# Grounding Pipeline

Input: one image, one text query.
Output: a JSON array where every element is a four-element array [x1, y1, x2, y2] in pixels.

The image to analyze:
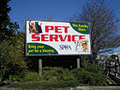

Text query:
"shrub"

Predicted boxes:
[[71, 67, 108, 86], [17, 66, 108, 86], [71, 68, 90, 83], [85, 63, 108, 86], [11, 80, 80, 88], [0, 76, 2, 83], [0, 40, 28, 81], [24, 72, 43, 81], [85, 63, 105, 74], [42, 67, 76, 81], [9, 75, 21, 81]]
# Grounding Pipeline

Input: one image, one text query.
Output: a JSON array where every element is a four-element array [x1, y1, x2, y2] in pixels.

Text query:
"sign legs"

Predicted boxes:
[[39, 59, 42, 75], [77, 58, 80, 68]]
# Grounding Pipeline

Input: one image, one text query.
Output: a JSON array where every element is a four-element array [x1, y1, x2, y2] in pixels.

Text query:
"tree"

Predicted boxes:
[[0, 0, 10, 41], [0, 0, 19, 42], [0, 0, 27, 81], [0, 0, 10, 29], [72, 0, 120, 63], [0, 38, 27, 81]]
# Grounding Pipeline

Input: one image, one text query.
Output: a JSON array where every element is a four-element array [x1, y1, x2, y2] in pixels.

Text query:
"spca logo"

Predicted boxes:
[[59, 45, 72, 50]]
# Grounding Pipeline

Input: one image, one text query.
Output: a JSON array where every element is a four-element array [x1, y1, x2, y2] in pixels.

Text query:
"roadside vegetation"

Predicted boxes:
[[10, 64, 108, 88]]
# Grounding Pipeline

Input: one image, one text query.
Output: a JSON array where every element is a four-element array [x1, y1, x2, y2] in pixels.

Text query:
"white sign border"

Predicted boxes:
[[25, 19, 92, 56]]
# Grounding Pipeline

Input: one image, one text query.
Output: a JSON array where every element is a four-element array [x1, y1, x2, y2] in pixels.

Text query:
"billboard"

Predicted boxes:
[[26, 20, 91, 56]]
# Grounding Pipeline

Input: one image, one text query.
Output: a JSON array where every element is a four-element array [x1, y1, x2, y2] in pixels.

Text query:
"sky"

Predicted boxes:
[[8, 0, 85, 28], [8, 0, 120, 54]]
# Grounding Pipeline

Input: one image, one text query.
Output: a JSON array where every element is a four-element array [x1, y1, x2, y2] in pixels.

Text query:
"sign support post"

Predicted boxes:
[[77, 58, 80, 68], [39, 59, 42, 75]]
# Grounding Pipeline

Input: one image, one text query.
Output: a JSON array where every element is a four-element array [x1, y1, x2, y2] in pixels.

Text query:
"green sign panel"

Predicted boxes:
[[70, 22, 90, 34], [27, 43, 58, 55]]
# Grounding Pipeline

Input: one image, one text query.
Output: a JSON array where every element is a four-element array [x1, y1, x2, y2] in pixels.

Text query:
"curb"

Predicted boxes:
[[76, 86, 120, 90], [0, 86, 120, 90]]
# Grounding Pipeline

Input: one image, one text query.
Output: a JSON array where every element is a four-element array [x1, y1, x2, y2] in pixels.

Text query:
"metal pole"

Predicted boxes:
[[39, 59, 42, 75], [77, 58, 80, 68]]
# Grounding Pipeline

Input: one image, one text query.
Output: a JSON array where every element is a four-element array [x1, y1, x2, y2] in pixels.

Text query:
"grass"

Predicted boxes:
[[10, 81, 85, 89]]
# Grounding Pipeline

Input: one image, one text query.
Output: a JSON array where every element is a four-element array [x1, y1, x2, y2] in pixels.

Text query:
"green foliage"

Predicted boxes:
[[0, 0, 20, 42], [24, 72, 43, 81], [42, 67, 75, 81], [118, 71, 120, 74], [0, 0, 11, 29], [0, 0, 28, 82], [0, 76, 2, 83], [9, 75, 21, 81], [22, 66, 107, 86], [0, 39, 27, 81], [11, 81, 80, 89], [71, 63, 108, 86], [85, 63, 105, 74], [23, 67, 75, 82]]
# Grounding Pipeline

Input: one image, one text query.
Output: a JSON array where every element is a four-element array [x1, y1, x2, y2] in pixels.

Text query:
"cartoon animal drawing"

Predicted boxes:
[[74, 39, 89, 53], [82, 40, 89, 53], [29, 21, 42, 34]]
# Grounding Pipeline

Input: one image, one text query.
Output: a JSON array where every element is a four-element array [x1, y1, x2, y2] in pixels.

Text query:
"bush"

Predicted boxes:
[[85, 63, 105, 74], [42, 67, 75, 81], [23, 67, 75, 82], [0, 76, 2, 83], [71, 68, 90, 83], [71, 66, 108, 86], [9, 75, 21, 81], [11, 80, 80, 88], [24, 72, 43, 81], [14, 66, 107, 86], [85, 63, 108, 86], [0, 40, 28, 81]]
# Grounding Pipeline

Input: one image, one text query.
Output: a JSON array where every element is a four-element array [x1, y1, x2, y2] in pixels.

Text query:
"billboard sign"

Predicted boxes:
[[26, 20, 91, 56]]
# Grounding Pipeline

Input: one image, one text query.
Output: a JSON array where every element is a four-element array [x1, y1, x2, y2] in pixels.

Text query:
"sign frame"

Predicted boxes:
[[25, 20, 92, 56]]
